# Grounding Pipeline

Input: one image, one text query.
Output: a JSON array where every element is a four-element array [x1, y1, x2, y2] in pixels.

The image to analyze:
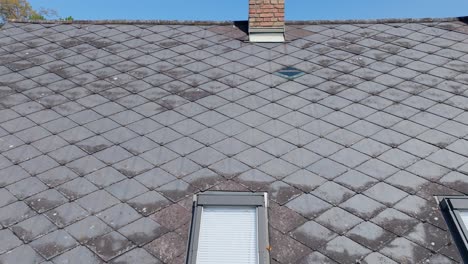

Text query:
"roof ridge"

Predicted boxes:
[[289, 16, 468, 25], [6, 19, 233, 25], [6, 16, 468, 26]]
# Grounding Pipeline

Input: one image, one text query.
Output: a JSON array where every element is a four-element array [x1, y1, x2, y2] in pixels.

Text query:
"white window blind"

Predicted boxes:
[[196, 206, 259, 264]]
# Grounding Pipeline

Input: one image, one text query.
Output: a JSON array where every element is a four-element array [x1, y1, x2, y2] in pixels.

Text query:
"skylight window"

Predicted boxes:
[[274, 67, 305, 80], [186, 192, 270, 264], [439, 196, 468, 262]]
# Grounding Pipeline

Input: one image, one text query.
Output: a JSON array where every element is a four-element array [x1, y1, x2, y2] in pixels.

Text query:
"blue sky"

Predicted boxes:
[[29, 0, 468, 21]]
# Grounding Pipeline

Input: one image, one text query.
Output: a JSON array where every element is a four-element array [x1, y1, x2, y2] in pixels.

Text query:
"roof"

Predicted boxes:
[[0, 17, 468, 263]]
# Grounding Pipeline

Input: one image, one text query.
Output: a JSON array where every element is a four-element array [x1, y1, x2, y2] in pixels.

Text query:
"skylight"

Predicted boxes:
[[439, 196, 468, 262], [274, 67, 305, 80], [186, 192, 270, 264]]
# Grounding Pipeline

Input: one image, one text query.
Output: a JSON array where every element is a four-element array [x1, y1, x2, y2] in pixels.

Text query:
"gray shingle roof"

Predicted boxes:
[[0, 18, 468, 263]]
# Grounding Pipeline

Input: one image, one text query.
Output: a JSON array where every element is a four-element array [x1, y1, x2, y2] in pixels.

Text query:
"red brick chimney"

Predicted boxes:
[[248, 0, 285, 42]]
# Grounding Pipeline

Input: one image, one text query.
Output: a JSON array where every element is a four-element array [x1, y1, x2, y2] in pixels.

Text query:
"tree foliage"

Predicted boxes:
[[0, 0, 58, 21]]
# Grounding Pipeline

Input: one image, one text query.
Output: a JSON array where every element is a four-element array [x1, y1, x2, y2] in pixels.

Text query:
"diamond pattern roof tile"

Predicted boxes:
[[1, 18, 468, 263]]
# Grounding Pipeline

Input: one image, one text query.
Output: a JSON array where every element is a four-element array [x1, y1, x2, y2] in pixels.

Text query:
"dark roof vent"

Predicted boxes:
[[274, 67, 304, 80]]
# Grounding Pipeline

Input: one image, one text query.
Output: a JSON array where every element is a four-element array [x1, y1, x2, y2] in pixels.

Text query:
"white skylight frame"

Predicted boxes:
[[186, 192, 270, 264]]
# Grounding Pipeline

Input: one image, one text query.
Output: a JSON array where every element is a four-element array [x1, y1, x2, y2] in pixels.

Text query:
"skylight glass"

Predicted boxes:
[[274, 67, 305, 80], [196, 206, 258, 264], [460, 211, 468, 229]]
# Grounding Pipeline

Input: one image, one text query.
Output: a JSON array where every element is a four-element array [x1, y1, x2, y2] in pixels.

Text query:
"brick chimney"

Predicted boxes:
[[248, 0, 285, 42]]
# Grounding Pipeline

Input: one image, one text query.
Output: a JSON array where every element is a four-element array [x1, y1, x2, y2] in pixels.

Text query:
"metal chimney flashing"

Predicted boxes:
[[248, 27, 285, 42]]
